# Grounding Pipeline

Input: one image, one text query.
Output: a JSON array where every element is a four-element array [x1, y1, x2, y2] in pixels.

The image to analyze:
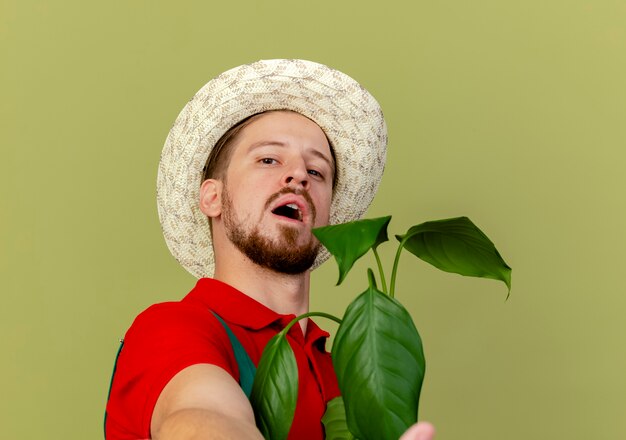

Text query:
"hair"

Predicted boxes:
[[202, 113, 263, 183], [201, 110, 338, 188]]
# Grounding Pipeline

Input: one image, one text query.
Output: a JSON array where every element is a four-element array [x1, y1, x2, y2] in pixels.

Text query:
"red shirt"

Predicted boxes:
[[105, 278, 340, 439]]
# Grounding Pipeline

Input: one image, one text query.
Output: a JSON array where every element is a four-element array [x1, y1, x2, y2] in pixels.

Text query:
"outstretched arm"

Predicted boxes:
[[151, 362, 435, 440], [152, 364, 263, 440]]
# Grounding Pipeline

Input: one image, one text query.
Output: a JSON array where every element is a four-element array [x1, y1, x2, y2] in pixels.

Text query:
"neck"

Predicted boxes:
[[211, 218, 317, 333], [213, 250, 311, 332]]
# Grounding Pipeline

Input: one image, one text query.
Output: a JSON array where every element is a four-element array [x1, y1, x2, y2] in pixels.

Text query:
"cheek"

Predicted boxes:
[[224, 182, 262, 218], [315, 193, 332, 225]]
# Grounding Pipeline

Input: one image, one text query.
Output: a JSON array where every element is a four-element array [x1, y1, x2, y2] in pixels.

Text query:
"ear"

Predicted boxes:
[[199, 179, 223, 218]]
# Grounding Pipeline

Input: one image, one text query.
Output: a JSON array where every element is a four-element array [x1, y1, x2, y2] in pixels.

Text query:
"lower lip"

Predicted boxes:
[[271, 213, 305, 225]]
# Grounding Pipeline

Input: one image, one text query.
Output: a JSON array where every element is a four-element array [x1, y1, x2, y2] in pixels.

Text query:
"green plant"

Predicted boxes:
[[250, 216, 512, 440]]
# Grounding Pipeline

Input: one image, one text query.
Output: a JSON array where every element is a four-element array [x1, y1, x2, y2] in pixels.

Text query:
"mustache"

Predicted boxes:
[[264, 187, 317, 221]]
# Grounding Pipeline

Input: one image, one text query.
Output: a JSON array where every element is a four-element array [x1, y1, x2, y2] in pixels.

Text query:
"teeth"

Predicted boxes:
[[286, 203, 299, 210]]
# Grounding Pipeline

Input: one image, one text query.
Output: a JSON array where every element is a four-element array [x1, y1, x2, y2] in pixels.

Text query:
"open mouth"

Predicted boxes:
[[272, 203, 303, 221]]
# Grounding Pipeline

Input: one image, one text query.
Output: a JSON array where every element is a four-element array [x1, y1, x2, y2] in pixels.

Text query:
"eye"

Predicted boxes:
[[308, 169, 323, 178], [260, 158, 277, 165]]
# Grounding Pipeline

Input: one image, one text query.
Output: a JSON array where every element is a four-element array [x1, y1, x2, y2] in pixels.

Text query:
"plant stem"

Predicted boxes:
[[280, 311, 343, 337], [372, 247, 388, 294], [389, 239, 406, 298]]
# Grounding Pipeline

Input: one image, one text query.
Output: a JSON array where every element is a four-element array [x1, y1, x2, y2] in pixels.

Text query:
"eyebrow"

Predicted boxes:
[[247, 140, 335, 174]]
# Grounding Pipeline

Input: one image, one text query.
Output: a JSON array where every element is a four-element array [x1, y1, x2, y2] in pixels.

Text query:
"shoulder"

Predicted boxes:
[[106, 299, 238, 438], [127, 300, 219, 339], [121, 300, 234, 369]]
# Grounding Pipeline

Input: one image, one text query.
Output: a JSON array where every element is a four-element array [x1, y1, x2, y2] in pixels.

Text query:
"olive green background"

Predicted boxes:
[[2, 0, 625, 438]]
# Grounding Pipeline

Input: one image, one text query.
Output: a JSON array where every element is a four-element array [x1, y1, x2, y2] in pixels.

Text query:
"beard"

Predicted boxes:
[[221, 186, 320, 275]]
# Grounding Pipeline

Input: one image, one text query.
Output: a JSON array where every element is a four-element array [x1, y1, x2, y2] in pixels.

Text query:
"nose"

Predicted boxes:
[[282, 160, 309, 190]]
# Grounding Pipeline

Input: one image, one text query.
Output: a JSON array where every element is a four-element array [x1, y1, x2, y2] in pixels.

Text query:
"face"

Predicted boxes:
[[217, 111, 334, 274]]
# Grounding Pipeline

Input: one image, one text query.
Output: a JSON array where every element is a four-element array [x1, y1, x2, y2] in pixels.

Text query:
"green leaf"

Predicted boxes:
[[332, 274, 426, 440], [313, 216, 392, 285], [322, 396, 354, 440], [397, 217, 512, 296], [250, 333, 298, 440]]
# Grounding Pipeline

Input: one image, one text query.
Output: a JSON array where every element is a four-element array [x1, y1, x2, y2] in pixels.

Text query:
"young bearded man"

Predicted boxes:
[[105, 60, 435, 440]]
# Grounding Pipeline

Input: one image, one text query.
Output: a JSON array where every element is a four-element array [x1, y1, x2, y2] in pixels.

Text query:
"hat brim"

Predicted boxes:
[[157, 59, 387, 279]]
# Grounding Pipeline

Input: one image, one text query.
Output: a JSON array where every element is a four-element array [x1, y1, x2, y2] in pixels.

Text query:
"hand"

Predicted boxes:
[[399, 422, 436, 440]]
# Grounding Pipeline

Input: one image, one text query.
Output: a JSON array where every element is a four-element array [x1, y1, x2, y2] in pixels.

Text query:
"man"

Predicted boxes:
[[106, 59, 434, 440]]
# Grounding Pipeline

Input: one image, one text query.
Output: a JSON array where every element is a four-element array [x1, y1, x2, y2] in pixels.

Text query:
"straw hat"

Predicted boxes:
[[157, 59, 387, 278]]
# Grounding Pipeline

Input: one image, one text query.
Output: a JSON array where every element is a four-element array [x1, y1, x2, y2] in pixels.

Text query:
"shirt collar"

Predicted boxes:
[[184, 278, 331, 345]]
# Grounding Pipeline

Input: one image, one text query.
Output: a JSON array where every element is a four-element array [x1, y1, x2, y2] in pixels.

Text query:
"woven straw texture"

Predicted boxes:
[[157, 59, 387, 278]]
